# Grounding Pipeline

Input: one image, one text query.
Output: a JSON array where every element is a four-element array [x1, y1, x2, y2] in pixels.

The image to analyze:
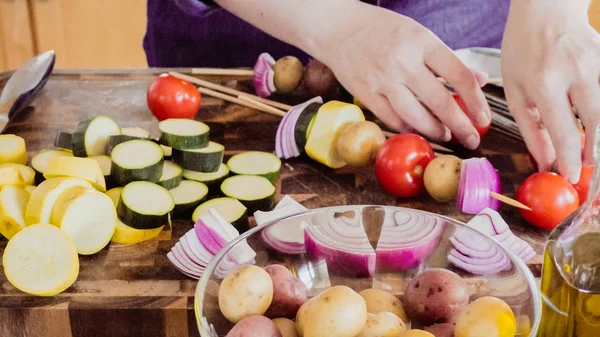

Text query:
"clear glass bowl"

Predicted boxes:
[[194, 205, 541, 336]]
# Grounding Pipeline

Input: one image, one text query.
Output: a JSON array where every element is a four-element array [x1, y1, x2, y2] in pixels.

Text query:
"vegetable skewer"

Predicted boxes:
[[488, 191, 532, 211], [383, 131, 453, 153]]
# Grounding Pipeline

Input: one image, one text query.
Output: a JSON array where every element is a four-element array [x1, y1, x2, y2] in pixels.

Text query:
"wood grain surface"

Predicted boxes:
[[0, 70, 547, 337]]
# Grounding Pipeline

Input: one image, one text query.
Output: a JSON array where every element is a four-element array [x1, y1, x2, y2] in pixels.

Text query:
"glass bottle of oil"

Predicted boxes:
[[538, 126, 600, 337]]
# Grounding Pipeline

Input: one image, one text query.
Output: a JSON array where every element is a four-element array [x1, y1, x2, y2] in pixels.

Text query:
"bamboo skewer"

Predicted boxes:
[[196, 86, 287, 116], [238, 95, 286, 117], [191, 68, 255, 76], [489, 191, 532, 211], [168, 71, 293, 111]]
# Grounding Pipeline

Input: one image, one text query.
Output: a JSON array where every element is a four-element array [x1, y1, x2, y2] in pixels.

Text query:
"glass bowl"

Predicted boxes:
[[194, 205, 541, 336]]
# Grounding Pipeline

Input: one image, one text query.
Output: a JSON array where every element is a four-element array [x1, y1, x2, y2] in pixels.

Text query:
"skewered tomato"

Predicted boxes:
[[147, 74, 201, 121], [375, 133, 435, 198], [516, 172, 579, 230]]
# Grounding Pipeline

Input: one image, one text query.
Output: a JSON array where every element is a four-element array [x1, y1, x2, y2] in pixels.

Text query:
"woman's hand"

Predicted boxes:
[[310, 3, 491, 149], [501, 0, 600, 183]]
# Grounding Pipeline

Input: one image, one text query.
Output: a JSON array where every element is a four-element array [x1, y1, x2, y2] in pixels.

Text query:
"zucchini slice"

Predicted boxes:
[[110, 140, 164, 186], [157, 161, 183, 190], [220, 175, 276, 214], [122, 127, 150, 138], [227, 151, 281, 184], [3, 224, 79, 296], [0, 163, 36, 186], [192, 197, 248, 232], [182, 163, 229, 192], [31, 149, 74, 184], [169, 180, 208, 217], [106, 135, 148, 155], [50, 187, 116, 255], [171, 141, 224, 173], [0, 134, 28, 165], [54, 132, 74, 150], [158, 118, 210, 150], [25, 177, 92, 225], [88, 155, 112, 177], [72, 116, 122, 157], [105, 187, 164, 244], [117, 181, 174, 230], [0, 185, 30, 239], [43, 156, 106, 192], [294, 102, 321, 150]]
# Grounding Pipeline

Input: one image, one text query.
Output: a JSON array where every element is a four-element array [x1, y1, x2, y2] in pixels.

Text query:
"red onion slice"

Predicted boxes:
[[458, 158, 502, 214], [194, 220, 226, 255], [258, 196, 309, 254], [167, 252, 202, 279], [183, 229, 213, 266], [253, 53, 276, 97], [448, 251, 511, 275], [275, 97, 323, 159], [375, 209, 445, 271]]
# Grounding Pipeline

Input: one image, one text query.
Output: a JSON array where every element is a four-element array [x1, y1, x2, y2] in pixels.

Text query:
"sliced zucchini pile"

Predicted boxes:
[[157, 161, 183, 190], [227, 151, 281, 184], [110, 140, 164, 186], [169, 180, 209, 217], [158, 118, 210, 150], [220, 175, 276, 214], [106, 135, 149, 154], [182, 163, 229, 193], [117, 181, 174, 230], [54, 132, 74, 150], [122, 127, 150, 138], [192, 197, 248, 231], [72, 116, 122, 157], [171, 141, 224, 173]]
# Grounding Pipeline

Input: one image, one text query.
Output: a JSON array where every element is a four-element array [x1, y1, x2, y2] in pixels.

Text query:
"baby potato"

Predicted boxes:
[[225, 315, 282, 337], [303, 58, 339, 97], [356, 312, 407, 337], [359, 288, 409, 324], [273, 318, 299, 337], [424, 323, 455, 337], [336, 121, 386, 167], [218, 265, 274, 323], [264, 264, 308, 319], [301, 285, 368, 337], [454, 296, 516, 337], [400, 330, 435, 337], [423, 155, 462, 202], [273, 56, 304, 93]]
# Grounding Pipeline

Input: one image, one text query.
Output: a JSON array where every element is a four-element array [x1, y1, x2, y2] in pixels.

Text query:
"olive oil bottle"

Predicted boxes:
[[538, 125, 600, 337]]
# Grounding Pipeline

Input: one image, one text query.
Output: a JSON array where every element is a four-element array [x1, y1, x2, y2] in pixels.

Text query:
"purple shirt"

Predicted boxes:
[[143, 0, 510, 68]]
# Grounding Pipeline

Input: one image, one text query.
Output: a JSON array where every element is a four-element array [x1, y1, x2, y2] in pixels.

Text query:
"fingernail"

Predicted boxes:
[[475, 110, 490, 128], [442, 128, 452, 142], [464, 134, 480, 150]]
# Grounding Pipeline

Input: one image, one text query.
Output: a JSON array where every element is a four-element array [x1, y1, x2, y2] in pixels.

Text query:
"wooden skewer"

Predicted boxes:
[[168, 71, 293, 111], [238, 95, 287, 117], [383, 131, 454, 153], [191, 68, 254, 76], [197, 86, 288, 117], [489, 191, 532, 211]]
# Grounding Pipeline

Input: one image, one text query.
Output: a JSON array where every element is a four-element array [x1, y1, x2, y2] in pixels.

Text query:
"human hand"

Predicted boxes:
[[501, 0, 600, 183], [311, 3, 491, 149]]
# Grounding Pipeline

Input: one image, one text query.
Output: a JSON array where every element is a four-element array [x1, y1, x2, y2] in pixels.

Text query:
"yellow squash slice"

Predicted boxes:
[[0, 134, 27, 165], [24, 185, 36, 194], [304, 101, 365, 169], [0, 185, 31, 239], [3, 224, 79, 296], [105, 187, 163, 244], [51, 187, 117, 255], [0, 167, 26, 187], [0, 163, 36, 185], [43, 156, 106, 192], [25, 177, 92, 225]]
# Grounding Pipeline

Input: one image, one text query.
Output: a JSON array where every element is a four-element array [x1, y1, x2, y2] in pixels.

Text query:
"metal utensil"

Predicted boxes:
[[0, 50, 56, 132]]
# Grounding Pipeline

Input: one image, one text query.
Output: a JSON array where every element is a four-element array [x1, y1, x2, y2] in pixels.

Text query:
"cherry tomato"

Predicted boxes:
[[375, 133, 435, 197], [529, 121, 585, 171], [516, 172, 579, 230], [449, 94, 491, 145], [147, 74, 201, 121], [573, 165, 594, 205]]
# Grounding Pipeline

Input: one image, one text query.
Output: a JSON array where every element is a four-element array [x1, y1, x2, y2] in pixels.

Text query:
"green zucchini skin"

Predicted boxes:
[[54, 132, 73, 150], [182, 163, 229, 196], [158, 131, 209, 150], [71, 119, 94, 157], [111, 158, 164, 186], [172, 194, 208, 219], [106, 135, 149, 155], [158, 175, 182, 190], [227, 152, 281, 185], [116, 198, 169, 230], [171, 147, 224, 173], [294, 103, 321, 150], [234, 195, 276, 215], [191, 197, 249, 232]]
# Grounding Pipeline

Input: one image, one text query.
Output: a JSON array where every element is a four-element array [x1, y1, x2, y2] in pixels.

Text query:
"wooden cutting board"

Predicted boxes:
[[0, 70, 548, 337]]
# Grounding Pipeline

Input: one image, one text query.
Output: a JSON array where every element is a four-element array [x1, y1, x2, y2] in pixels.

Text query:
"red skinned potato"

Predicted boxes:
[[303, 59, 339, 97], [264, 264, 308, 318], [425, 323, 455, 337], [225, 315, 282, 337]]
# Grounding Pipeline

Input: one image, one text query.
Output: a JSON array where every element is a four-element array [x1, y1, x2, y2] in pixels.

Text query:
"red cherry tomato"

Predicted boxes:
[[449, 94, 491, 145], [529, 121, 585, 171], [375, 133, 435, 197], [147, 74, 201, 121], [516, 172, 579, 230], [573, 165, 594, 205]]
